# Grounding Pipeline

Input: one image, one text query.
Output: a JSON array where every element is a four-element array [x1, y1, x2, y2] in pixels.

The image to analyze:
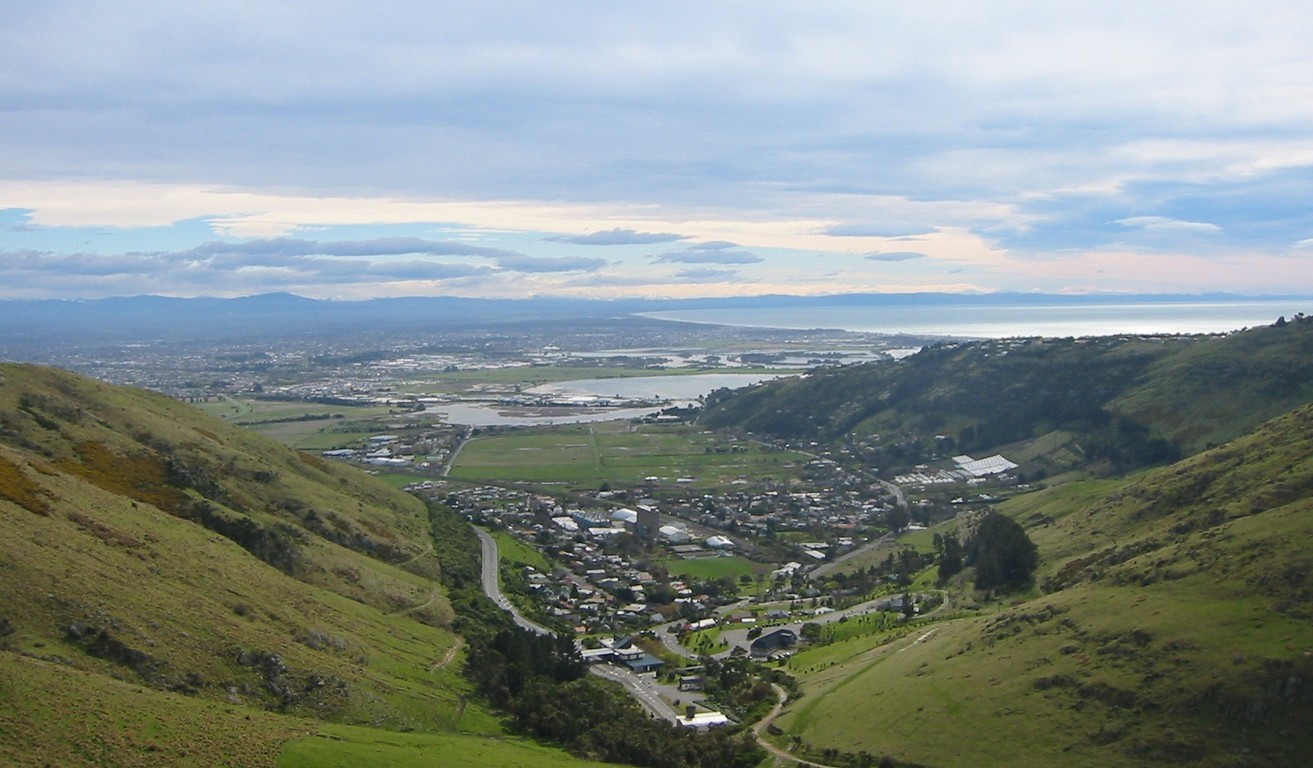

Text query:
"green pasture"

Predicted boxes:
[[192, 397, 407, 449], [658, 555, 765, 583], [449, 422, 808, 490], [493, 530, 552, 571], [279, 723, 611, 768]]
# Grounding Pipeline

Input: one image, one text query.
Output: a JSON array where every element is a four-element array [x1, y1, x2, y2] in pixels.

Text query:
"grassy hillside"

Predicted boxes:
[[0, 652, 610, 768], [0, 363, 611, 766], [702, 316, 1313, 477], [773, 403, 1313, 767]]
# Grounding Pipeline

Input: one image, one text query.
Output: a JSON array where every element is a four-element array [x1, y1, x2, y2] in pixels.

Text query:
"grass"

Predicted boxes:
[[657, 555, 766, 583], [193, 397, 413, 450], [0, 653, 312, 768], [769, 403, 1313, 767], [493, 530, 552, 571], [0, 363, 627, 767], [821, 526, 939, 576], [450, 422, 808, 490], [1, 653, 603, 768], [278, 723, 616, 768], [0, 366, 493, 745]]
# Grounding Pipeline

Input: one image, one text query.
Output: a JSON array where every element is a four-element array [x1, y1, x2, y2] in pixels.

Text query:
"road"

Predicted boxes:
[[473, 526, 552, 636], [811, 477, 906, 578], [750, 630, 941, 767], [473, 525, 683, 722], [440, 426, 472, 477], [658, 592, 920, 660], [752, 684, 838, 768], [588, 664, 682, 723], [809, 531, 892, 579]]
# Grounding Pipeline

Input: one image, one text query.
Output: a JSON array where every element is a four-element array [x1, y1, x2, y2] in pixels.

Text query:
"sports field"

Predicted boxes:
[[448, 421, 808, 490]]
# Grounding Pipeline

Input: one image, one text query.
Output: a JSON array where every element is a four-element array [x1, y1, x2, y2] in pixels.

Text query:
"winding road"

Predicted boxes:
[[473, 525, 682, 722], [752, 684, 839, 768], [474, 526, 552, 636]]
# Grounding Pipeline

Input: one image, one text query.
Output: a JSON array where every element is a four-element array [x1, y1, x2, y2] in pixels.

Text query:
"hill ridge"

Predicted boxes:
[[0, 363, 495, 764]]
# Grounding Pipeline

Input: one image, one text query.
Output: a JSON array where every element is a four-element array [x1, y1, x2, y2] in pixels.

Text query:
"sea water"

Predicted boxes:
[[643, 298, 1312, 338]]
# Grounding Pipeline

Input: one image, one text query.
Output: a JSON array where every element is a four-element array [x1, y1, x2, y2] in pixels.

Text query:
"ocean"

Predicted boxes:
[[643, 298, 1313, 339]]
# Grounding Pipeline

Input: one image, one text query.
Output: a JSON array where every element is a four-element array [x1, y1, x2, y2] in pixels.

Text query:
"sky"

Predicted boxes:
[[3, 2, 1313, 301]]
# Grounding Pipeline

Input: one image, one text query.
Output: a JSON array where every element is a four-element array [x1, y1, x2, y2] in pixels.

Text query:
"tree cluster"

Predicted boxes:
[[932, 532, 964, 582], [462, 626, 761, 768], [426, 501, 761, 768], [967, 513, 1038, 591]]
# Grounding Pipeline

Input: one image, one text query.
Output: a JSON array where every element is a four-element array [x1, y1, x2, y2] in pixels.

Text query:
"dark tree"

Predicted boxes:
[[933, 532, 964, 581], [885, 505, 910, 533], [968, 513, 1038, 591]]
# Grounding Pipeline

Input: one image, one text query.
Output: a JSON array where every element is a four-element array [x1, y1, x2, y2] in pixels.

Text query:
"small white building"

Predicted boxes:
[[679, 712, 731, 729]]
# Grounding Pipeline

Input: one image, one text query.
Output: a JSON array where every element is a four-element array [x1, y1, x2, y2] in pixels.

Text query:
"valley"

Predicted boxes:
[[2, 310, 1311, 767]]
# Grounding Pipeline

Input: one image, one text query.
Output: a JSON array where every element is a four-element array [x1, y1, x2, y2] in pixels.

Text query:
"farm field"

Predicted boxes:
[[449, 422, 809, 490], [193, 397, 405, 449]]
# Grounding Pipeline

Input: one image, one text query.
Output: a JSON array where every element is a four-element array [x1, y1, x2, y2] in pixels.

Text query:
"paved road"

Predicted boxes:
[[440, 427, 472, 477], [473, 526, 552, 636], [811, 478, 906, 578], [473, 525, 683, 721], [588, 664, 682, 723]]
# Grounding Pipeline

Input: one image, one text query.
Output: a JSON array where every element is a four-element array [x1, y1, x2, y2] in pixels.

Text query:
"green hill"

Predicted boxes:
[[702, 315, 1313, 476], [0, 363, 607, 767], [773, 403, 1313, 767]]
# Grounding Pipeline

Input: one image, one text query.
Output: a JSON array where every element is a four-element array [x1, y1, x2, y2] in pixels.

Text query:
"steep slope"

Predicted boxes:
[[776, 403, 1313, 766], [1110, 314, 1313, 452], [702, 316, 1313, 475], [0, 363, 485, 763]]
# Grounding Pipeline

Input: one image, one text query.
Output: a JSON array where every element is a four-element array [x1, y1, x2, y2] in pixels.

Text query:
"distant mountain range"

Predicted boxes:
[[1, 291, 1301, 347]]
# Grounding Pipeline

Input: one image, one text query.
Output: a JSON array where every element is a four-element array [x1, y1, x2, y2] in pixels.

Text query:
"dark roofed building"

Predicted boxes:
[[623, 652, 665, 673], [750, 628, 798, 658]]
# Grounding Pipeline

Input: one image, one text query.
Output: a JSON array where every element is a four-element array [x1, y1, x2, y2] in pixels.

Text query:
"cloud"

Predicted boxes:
[[0, 247, 493, 283], [185, 236, 520, 260], [4, 5, 1313, 297], [0, 234, 613, 298], [548, 228, 686, 245], [865, 251, 926, 262], [488, 253, 608, 273], [993, 165, 1313, 257], [827, 224, 937, 238], [180, 237, 607, 274], [672, 267, 745, 283], [1115, 216, 1222, 233], [653, 243, 763, 265]]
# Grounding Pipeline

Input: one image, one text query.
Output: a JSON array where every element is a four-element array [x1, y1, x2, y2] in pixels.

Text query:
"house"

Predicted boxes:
[[679, 711, 730, 729], [623, 653, 664, 674], [750, 628, 798, 658], [580, 647, 614, 663]]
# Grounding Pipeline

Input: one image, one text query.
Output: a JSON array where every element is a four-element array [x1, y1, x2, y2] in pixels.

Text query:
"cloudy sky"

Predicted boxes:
[[3, 2, 1313, 300]]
